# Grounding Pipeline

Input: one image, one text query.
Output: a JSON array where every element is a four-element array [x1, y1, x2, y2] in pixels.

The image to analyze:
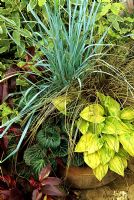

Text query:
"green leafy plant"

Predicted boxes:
[[75, 92, 134, 181], [24, 124, 68, 175], [0, 0, 111, 163], [95, 0, 134, 42]]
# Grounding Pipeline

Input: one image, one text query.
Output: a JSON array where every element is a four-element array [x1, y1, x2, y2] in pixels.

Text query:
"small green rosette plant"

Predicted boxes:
[[75, 93, 134, 181]]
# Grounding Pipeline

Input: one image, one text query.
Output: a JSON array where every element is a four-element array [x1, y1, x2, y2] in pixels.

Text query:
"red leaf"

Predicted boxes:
[[29, 177, 39, 189], [41, 185, 65, 197], [0, 135, 8, 151], [41, 177, 61, 186], [0, 84, 3, 104], [26, 46, 35, 62], [0, 176, 16, 188], [0, 188, 24, 200], [32, 189, 42, 200], [39, 165, 51, 182]]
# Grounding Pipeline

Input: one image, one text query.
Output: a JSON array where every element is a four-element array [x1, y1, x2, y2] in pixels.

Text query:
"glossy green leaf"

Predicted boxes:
[[93, 164, 108, 181], [97, 4, 111, 20], [112, 21, 120, 31], [103, 135, 119, 152], [120, 107, 134, 121], [109, 155, 125, 176], [77, 118, 89, 134], [13, 30, 20, 45], [20, 29, 32, 38], [119, 133, 134, 156], [98, 144, 114, 165], [84, 151, 100, 169], [80, 104, 105, 123], [110, 3, 125, 15]]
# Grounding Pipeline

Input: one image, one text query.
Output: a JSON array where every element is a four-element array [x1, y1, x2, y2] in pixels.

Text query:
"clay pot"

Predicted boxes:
[[128, 158, 134, 173], [59, 166, 118, 189]]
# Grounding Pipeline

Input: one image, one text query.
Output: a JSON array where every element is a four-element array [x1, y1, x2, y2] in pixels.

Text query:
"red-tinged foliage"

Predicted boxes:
[[0, 188, 24, 200], [41, 185, 64, 197], [41, 177, 61, 186], [0, 176, 16, 188], [0, 126, 21, 156], [39, 165, 51, 182], [30, 165, 65, 200], [0, 176, 24, 200], [25, 46, 35, 62], [29, 177, 40, 189]]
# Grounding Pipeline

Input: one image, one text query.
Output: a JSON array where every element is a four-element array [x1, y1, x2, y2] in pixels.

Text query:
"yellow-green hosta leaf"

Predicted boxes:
[[122, 157, 128, 169], [77, 118, 89, 134], [87, 134, 104, 154], [93, 164, 108, 181], [98, 144, 115, 165], [119, 133, 134, 156], [52, 95, 72, 115], [75, 133, 93, 152], [102, 117, 117, 134], [80, 104, 105, 123], [97, 92, 106, 105], [103, 135, 119, 152], [118, 148, 129, 159], [104, 96, 120, 116], [75, 133, 104, 153], [109, 155, 125, 176], [102, 117, 130, 135], [38, 0, 46, 6], [84, 151, 100, 169], [120, 107, 134, 121], [88, 122, 105, 135]]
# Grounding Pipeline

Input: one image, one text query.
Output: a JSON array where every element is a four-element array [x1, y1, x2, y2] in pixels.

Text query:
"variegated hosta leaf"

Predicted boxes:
[[97, 92, 106, 106], [122, 157, 128, 169], [87, 134, 104, 154], [102, 117, 130, 135], [98, 144, 115, 165], [84, 151, 100, 169], [120, 107, 134, 121], [93, 164, 108, 181], [109, 155, 125, 176], [119, 133, 134, 156], [75, 133, 104, 154], [103, 135, 119, 152], [80, 104, 105, 123], [75, 133, 93, 152], [52, 95, 72, 115], [104, 96, 120, 116], [88, 122, 105, 135], [102, 117, 117, 134], [118, 148, 129, 160], [77, 118, 89, 134]]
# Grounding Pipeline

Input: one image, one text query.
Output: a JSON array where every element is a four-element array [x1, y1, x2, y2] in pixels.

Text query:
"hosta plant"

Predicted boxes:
[[75, 92, 134, 181]]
